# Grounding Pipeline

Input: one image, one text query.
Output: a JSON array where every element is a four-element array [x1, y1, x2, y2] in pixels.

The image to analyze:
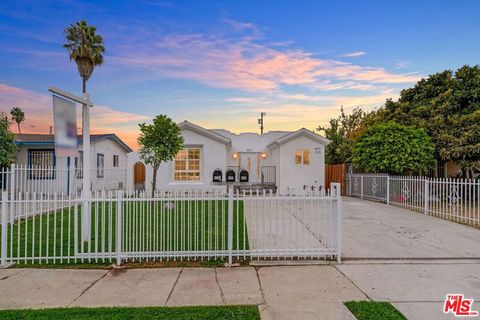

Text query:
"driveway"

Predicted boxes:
[[342, 197, 480, 259]]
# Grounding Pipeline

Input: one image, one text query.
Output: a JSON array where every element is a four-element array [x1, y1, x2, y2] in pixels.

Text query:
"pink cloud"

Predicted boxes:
[[107, 22, 420, 93]]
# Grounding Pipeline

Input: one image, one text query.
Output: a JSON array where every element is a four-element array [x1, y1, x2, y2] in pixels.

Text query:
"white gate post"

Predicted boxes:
[[386, 175, 390, 204], [331, 183, 342, 263], [1, 191, 7, 266], [360, 176, 364, 199], [424, 178, 429, 215], [116, 191, 123, 266], [9, 164, 15, 224], [227, 187, 233, 266]]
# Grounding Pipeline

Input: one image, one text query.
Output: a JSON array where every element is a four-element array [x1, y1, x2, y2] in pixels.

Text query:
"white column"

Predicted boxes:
[[331, 183, 342, 263], [82, 94, 91, 242]]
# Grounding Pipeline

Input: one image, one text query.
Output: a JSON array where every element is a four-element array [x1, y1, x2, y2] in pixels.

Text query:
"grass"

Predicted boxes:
[[345, 301, 407, 320], [0, 306, 261, 320], [1, 199, 248, 266]]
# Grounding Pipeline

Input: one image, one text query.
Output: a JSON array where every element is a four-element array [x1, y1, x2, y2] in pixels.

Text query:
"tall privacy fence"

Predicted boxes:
[[346, 174, 480, 228], [1, 177, 342, 266]]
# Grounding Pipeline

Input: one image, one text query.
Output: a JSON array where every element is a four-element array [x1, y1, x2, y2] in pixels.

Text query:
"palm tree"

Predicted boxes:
[[63, 20, 105, 93], [10, 107, 25, 134]]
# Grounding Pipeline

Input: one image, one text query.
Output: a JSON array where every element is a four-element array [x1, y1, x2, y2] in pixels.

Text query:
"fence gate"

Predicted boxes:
[[1, 181, 342, 266]]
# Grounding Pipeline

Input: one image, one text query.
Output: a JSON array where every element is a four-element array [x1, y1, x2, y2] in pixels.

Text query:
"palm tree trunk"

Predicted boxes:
[[17, 122, 21, 134], [82, 78, 86, 94]]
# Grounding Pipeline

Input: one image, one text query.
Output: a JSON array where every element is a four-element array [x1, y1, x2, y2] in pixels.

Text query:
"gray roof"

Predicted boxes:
[[15, 133, 133, 153]]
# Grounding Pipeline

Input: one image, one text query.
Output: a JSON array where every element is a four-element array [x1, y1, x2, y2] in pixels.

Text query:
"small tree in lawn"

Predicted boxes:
[[352, 122, 435, 174], [138, 115, 184, 197], [0, 113, 17, 168]]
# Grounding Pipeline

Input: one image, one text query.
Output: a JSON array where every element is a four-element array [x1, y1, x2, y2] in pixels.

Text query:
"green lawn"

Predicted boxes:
[[345, 301, 407, 320], [0, 306, 260, 320], [2, 199, 248, 265]]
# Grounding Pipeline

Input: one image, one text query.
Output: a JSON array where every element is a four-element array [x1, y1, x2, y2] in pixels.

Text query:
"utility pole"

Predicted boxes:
[[258, 112, 266, 135]]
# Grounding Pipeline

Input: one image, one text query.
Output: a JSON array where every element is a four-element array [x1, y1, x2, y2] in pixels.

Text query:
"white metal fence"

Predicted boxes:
[[346, 174, 480, 228], [1, 184, 342, 266], [0, 165, 127, 197]]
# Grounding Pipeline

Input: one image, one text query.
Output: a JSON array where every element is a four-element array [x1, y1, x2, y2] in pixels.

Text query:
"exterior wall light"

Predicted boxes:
[[261, 152, 267, 159], [232, 153, 238, 159]]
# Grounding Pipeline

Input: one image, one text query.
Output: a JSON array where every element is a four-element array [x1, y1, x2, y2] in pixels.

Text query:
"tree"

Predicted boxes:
[[0, 113, 17, 168], [138, 115, 184, 197], [63, 20, 105, 93], [317, 106, 371, 164], [380, 65, 480, 177], [10, 106, 25, 134], [351, 122, 435, 174]]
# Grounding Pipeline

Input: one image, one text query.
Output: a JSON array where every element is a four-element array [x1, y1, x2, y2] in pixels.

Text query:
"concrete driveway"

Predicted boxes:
[[342, 197, 480, 259], [339, 197, 480, 319]]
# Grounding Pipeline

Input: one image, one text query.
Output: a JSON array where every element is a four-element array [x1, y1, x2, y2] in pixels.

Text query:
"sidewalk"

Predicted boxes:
[[1, 262, 478, 319]]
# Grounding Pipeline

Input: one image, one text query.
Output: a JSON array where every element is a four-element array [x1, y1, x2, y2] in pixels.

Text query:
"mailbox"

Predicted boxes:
[[226, 169, 236, 182], [239, 169, 249, 182], [212, 169, 222, 182]]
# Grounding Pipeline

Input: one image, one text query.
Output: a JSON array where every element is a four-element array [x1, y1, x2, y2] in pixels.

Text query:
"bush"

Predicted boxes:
[[352, 122, 435, 174]]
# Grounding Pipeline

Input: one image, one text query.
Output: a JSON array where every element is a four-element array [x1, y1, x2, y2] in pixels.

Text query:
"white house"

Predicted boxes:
[[13, 133, 132, 194], [127, 121, 330, 195]]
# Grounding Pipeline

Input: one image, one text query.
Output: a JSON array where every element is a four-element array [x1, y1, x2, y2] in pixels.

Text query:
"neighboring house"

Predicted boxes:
[[127, 121, 330, 195], [14, 133, 132, 194]]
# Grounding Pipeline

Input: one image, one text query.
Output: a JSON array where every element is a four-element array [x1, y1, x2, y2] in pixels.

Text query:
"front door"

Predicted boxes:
[[240, 152, 259, 183]]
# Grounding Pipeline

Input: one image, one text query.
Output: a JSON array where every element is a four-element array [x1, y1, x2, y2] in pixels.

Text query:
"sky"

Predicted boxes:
[[1, 0, 479, 150]]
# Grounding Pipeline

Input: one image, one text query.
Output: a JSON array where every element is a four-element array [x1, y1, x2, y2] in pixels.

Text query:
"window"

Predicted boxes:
[[303, 149, 310, 165], [97, 153, 104, 178], [28, 149, 55, 179], [174, 148, 200, 181], [295, 148, 310, 165], [113, 155, 119, 167], [75, 151, 83, 178]]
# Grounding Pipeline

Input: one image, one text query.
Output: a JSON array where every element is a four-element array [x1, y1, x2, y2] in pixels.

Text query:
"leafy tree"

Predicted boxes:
[[351, 122, 435, 174], [0, 113, 17, 168], [380, 65, 480, 177], [138, 115, 184, 197], [317, 106, 371, 164], [10, 106, 25, 134], [64, 20, 105, 93]]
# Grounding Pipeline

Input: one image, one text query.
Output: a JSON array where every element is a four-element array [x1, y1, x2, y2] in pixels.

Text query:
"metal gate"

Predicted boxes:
[[1, 184, 342, 266]]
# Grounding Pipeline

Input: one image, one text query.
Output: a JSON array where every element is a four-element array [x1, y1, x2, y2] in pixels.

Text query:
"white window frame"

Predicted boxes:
[[295, 148, 311, 165], [113, 154, 119, 167], [97, 153, 105, 178], [28, 149, 56, 179], [173, 148, 201, 181]]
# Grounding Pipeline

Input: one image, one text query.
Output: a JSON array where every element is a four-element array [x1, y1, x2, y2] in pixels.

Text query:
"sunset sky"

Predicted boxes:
[[1, 1, 479, 149]]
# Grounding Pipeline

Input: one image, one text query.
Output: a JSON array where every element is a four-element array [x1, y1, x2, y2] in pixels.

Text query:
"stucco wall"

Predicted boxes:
[[14, 138, 129, 194], [127, 129, 228, 190], [277, 136, 325, 195]]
